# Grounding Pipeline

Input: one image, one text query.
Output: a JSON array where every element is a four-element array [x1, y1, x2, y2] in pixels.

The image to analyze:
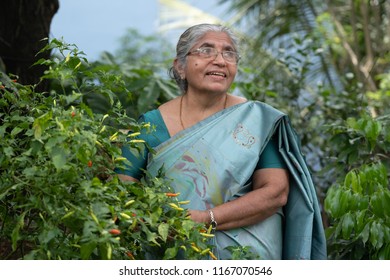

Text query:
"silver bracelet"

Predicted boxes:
[[208, 209, 217, 233]]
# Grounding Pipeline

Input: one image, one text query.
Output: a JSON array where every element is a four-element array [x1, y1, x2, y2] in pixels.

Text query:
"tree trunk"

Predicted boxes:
[[0, 0, 59, 92]]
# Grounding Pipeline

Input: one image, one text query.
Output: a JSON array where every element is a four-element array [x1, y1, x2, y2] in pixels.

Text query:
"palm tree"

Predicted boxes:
[[219, 0, 390, 110]]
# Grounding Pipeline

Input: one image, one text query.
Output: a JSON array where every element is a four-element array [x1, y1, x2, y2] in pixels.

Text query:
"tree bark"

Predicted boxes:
[[0, 0, 59, 92]]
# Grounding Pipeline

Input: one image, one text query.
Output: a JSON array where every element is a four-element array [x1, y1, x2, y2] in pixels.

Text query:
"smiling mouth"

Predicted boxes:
[[206, 72, 227, 78]]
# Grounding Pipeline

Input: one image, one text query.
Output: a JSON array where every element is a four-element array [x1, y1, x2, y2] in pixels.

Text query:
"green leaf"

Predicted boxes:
[[11, 127, 23, 137], [338, 189, 349, 214], [141, 223, 159, 246], [11, 211, 27, 251], [181, 220, 196, 238], [33, 111, 52, 139], [3, 146, 14, 157], [163, 247, 178, 260], [361, 223, 370, 244], [378, 243, 390, 260], [38, 227, 61, 244], [51, 147, 67, 170], [45, 135, 67, 151], [341, 212, 354, 239], [369, 221, 384, 249], [382, 189, 390, 217], [0, 124, 9, 138], [371, 192, 385, 218], [355, 210, 366, 234], [345, 170, 362, 193], [80, 241, 97, 260], [363, 118, 381, 151], [148, 208, 162, 225], [158, 223, 169, 242], [324, 186, 342, 218]]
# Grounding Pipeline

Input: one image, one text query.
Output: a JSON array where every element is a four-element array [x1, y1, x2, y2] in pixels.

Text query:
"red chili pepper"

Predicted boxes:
[[132, 213, 136, 217], [109, 229, 121, 235], [0, 85, 5, 89], [166, 192, 179, 197], [88, 160, 93, 167], [71, 111, 76, 118], [126, 251, 135, 260]]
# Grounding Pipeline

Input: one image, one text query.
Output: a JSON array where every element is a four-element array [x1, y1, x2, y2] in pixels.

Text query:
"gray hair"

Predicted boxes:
[[169, 23, 240, 93]]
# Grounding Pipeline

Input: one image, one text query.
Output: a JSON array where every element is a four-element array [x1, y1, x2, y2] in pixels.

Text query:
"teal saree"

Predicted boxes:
[[146, 101, 327, 260]]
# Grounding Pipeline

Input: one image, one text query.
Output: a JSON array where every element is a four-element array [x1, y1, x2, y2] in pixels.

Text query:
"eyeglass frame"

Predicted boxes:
[[186, 47, 241, 64]]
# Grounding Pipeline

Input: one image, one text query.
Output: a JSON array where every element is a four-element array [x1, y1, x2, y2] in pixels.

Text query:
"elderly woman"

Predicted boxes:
[[116, 23, 326, 260]]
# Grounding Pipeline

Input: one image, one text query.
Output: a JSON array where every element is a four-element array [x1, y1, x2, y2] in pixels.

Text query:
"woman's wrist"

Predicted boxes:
[[208, 209, 218, 232]]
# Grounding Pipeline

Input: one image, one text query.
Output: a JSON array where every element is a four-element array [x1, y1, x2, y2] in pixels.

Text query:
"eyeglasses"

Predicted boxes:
[[187, 47, 240, 64]]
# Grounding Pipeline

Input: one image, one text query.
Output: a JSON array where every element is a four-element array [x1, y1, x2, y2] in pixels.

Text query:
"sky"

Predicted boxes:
[[51, 0, 230, 60]]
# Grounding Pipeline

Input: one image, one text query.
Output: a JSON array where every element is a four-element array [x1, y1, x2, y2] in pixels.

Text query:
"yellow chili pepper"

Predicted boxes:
[[128, 132, 141, 137], [120, 213, 131, 220], [99, 125, 106, 134], [125, 200, 135, 207], [130, 139, 145, 143], [191, 245, 201, 253], [95, 140, 103, 147], [61, 211, 75, 220], [168, 203, 184, 211], [114, 157, 127, 162], [90, 212, 99, 225], [209, 251, 217, 260], [109, 132, 119, 141], [201, 248, 211, 255], [178, 200, 190, 205], [106, 242, 112, 260], [75, 61, 82, 69], [200, 232, 215, 238]]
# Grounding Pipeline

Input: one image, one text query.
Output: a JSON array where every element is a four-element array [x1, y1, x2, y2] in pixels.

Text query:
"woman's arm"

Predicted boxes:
[[117, 173, 139, 183], [188, 168, 289, 230]]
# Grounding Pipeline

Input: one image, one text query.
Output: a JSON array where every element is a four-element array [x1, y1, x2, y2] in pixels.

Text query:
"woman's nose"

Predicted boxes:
[[213, 52, 226, 65]]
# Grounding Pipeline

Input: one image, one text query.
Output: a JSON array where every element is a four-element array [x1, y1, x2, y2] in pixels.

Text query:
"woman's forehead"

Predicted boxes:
[[194, 31, 235, 48]]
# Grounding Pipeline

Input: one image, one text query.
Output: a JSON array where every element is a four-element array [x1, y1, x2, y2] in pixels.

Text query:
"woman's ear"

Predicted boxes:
[[174, 58, 185, 80]]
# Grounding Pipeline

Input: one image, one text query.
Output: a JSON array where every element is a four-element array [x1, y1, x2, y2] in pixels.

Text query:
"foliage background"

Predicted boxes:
[[1, 0, 389, 259]]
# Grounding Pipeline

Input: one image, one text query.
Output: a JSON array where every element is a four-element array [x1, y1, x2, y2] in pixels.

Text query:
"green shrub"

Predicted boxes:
[[325, 163, 390, 259], [324, 113, 390, 259], [0, 40, 213, 260]]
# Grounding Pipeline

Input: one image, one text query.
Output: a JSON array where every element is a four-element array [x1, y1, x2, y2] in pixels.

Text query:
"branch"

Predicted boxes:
[[327, 4, 377, 92], [359, 1, 375, 82]]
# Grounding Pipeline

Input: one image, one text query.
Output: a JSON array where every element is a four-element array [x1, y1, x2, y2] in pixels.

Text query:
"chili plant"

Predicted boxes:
[[0, 40, 212, 260]]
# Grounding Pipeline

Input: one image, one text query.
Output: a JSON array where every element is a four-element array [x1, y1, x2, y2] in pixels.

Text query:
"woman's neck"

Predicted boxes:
[[180, 92, 228, 129], [184, 91, 228, 111]]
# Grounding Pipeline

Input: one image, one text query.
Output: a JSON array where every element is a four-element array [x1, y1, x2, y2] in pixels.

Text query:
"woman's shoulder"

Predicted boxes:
[[158, 97, 181, 113], [227, 94, 247, 107]]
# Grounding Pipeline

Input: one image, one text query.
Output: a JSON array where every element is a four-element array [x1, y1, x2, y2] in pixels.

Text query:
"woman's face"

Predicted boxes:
[[178, 31, 238, 96]]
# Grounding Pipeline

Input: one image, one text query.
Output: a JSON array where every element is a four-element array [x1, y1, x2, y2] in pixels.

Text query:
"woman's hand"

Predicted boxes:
[[199, 168, 289, 231], [187, 209, 209, 224]]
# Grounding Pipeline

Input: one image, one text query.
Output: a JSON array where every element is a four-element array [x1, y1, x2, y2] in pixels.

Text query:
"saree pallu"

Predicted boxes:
[[147, 101, 327, 260]]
